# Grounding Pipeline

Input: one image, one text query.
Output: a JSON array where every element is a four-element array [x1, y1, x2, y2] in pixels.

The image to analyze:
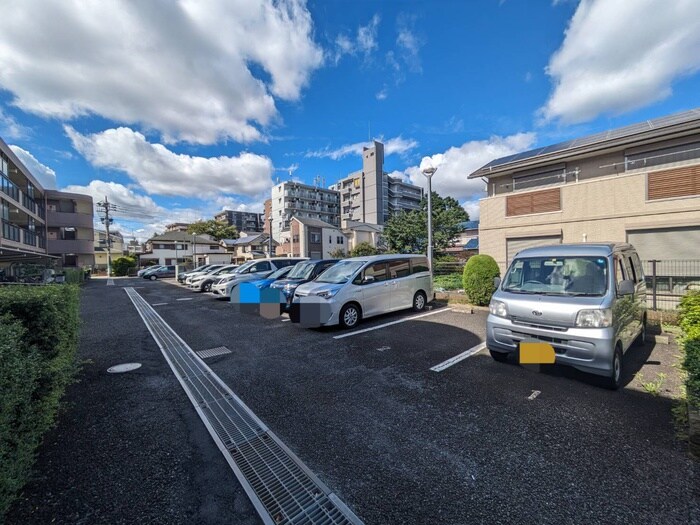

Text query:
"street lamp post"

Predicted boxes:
[[192, 233, 197, 268], [268, 216, 273, 257], [422, 166, 437, 272]]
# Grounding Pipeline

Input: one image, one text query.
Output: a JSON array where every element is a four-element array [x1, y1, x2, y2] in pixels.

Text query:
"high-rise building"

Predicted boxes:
[[330, 141, 423, 225], [214, 210, 265, 232], [269, 181, 340, 241]]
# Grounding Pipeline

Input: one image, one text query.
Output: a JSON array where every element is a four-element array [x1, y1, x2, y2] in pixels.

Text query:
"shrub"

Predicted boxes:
[[679, 290, 700, 335], [63, 268, 85, 284], [462, 254, 500, 306], [112, 256, 137, 277], [328, 247, 347, 259], [433, 274, 463, 291], [350, 242, 379, 257], [0, 285, 80, 518]]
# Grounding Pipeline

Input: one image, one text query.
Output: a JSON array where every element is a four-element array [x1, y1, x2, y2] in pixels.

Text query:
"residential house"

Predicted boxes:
[[469, 108, 700, 273], [445, 220, 479, 259], [140, 231, 229, 267], [341, 220, 383, 254], [220, 232, 278, 263], [277, 217, 345, 259], [94, 230, 125, 270]]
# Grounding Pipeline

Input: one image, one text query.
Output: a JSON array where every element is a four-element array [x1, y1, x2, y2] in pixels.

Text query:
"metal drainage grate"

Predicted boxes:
[[197, 346, 232, 359], [124, 287, 362, 525]]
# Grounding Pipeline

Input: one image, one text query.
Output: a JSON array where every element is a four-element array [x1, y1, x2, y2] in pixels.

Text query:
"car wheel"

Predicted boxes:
[[412, 291, 427, 312], [489, 349, 509, 363], [339, 303, 361, 329], [634, 316, 647, 347], [204, 282, 212, 292], [150, 275, 157, 281], [605, 346, 623, 390]]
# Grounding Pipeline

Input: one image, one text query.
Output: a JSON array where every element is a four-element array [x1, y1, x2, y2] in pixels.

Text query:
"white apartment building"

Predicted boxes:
[[270, 181, 340, 241], [140, 231, 228, 267]]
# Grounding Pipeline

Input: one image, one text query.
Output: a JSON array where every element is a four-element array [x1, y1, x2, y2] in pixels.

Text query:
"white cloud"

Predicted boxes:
[[332, 14, 380, 64], [62, 180, 163, 219], [65, 126, 274, 198], [8, 145, 57, 190], [376, 87, 388, 100], [0, 108, 30, 140], [396, 14, 423, 73], [461, 199, 481, 221], [540, 0, 700, 123], [305, 136, 418, 160], [402, 133, 537, 202], [0, 0, 323, 144]]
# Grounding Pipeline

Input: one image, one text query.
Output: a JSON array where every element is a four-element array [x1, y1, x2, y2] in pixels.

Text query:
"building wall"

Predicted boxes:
[[321, 226, 346, 257], [480, 159, 700, 273], [270, 181, 340, 239], [45, 190, 94, 268], [263, 198, 272, 235]]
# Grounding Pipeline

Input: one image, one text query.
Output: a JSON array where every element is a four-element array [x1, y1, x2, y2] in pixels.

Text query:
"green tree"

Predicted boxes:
[[383, 192, 469, 254], [462, 254, 500, 306], [328, 247, 347, 259], [112, 256, 137, 276], [349, 242, 379, 257], [187, 220, 239, 241]]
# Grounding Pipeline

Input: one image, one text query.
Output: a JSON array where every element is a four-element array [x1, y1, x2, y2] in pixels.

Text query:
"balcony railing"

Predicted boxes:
[[2, 219, 21, 242], [1, 174, 20, 202]]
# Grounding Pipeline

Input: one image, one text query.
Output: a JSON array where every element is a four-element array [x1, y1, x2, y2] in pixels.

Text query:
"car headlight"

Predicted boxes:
[[489, 299, 508, 318], [575, 308, 612, 328], [315, 289, 339, 299]]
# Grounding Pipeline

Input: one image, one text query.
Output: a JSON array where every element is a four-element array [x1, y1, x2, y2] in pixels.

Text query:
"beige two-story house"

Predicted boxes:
[[470, 109, 700, 274]]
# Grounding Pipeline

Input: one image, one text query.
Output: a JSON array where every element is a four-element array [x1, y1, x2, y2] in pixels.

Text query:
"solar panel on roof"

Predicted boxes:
[[476, 108, 700, 173]]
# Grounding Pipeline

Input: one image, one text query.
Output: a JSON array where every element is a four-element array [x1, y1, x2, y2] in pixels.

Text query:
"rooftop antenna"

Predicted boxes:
[[275, 163, 299, 181]]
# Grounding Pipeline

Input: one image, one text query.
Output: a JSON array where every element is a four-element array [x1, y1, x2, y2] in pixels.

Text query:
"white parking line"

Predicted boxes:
[[333, 308, 453, 340], [176, 298, 193, 301], [430, 342, 486, 372], [152, 302, 168, 306], [107, 279, 114, 286], [281, 318, 290, 322]]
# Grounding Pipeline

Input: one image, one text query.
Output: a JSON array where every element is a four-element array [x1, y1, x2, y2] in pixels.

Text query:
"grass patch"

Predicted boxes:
[[433, 273, 462, 291]]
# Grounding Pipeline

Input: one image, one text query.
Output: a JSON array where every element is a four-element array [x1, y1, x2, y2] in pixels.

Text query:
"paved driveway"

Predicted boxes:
[[9, 278, 699, 525], [134, 278, 699, 524]]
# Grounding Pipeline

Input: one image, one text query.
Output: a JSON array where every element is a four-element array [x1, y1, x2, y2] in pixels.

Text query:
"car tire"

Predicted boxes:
[[203, 282, 212, 292], [412, 291, 427, 312], [339, 303, 361, 329], [605, 346, 623, 390], [489, 349, 509, 363], [150, 275, 157, 281]]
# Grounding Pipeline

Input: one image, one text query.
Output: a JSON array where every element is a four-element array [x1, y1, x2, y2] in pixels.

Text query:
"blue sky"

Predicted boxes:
[[1, 0, 699, 240]]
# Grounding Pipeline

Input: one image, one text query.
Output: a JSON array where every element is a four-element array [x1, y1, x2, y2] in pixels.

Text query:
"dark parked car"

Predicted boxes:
[[270, 259, 339, 311]]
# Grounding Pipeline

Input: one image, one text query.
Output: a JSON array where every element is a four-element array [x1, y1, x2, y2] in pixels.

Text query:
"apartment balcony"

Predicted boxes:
[[47, 238, 95, 255], [1, 174, 45, 222], [46, 210, 94, 229], [1, 219, 46, 251]]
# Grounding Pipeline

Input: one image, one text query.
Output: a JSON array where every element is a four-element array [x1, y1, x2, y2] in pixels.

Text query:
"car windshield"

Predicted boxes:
[[287, 262, 316, 280], [268, 266, 291, 279], [235, 261, 256, 273], [502, 256, 609, 296], [211, 265, 235, 275], [315, 260, 365, 284]]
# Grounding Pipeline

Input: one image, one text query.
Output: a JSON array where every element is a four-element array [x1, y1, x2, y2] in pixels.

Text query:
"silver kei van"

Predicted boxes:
[[291, 254, 433, 329], [487, 243, 647, 389]]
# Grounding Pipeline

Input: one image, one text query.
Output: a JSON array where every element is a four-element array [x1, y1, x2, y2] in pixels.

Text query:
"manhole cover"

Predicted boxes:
[[107, 363, 142, 374]]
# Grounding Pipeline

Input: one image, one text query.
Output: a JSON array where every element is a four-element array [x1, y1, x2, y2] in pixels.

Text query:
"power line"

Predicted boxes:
[[96, 197, 117, 277]]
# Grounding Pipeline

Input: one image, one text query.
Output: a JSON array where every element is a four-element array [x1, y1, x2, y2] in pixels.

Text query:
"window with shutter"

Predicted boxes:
[[647, 165, 700, 200], [506, 188, 561, 216]]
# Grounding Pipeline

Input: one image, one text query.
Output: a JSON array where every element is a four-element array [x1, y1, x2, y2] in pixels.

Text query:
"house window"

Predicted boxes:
[[293, 235, 299, 243], [647, 165, 700, 200], [310, 233, 321, 243], [337, 236, 344, 244], [506, 188, 561, 216], [329, 235, 332, 244]]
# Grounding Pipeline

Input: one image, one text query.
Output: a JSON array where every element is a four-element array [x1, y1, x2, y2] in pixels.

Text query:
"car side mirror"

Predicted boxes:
[[493, 277, 501, 289], [362, 275, 375, 285], [618, 279, 635, 296]]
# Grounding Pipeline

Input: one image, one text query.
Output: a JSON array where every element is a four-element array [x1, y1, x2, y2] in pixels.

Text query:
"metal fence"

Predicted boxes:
[[642, 260, 700, 311], [432, 261, 465, 276]]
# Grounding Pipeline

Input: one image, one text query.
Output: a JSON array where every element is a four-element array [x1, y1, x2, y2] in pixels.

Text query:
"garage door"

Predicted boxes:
[[506, 235, 562, 265], [627, 226, 700, 261]]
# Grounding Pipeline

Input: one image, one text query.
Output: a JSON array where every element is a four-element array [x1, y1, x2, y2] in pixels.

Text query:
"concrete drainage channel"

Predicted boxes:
[[124, 287, 362, 525]]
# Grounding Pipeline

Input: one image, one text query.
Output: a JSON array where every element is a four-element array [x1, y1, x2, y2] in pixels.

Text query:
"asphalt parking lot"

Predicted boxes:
[[9, 277, 700, 525]]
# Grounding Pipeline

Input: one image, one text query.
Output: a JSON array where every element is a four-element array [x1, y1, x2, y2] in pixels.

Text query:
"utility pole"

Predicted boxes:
[[97, 197, 116, 277]]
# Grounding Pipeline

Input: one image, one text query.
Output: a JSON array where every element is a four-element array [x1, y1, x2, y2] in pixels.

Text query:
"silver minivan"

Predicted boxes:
[[487, 243, 647, 389], [291, 254, 433, 328]]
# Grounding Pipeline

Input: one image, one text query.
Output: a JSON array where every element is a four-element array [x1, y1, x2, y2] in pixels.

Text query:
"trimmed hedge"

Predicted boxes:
[[679, 291, 700, 407], [0, 285, 81, 519], [462, 254, 500, 306]]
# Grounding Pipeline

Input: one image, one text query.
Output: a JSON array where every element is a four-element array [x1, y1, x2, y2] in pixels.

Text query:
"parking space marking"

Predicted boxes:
[[281, 318, 290, 322], [176, 297, 193, 301], [333, 308, 453, 340], [107, 279, 114, 286], [430, 341, 486, 372], [152, 302, 168, 306]]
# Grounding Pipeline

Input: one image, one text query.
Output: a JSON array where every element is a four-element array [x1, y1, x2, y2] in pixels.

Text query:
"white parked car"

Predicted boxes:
[[291, 254, 432, 329], [189, 264, 239, 292], [211, 258, 307, 299], [185, 264, 225, 285]]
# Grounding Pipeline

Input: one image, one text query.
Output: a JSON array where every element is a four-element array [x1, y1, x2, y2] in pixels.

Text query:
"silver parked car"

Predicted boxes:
[[487, 243, 647, 389]]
